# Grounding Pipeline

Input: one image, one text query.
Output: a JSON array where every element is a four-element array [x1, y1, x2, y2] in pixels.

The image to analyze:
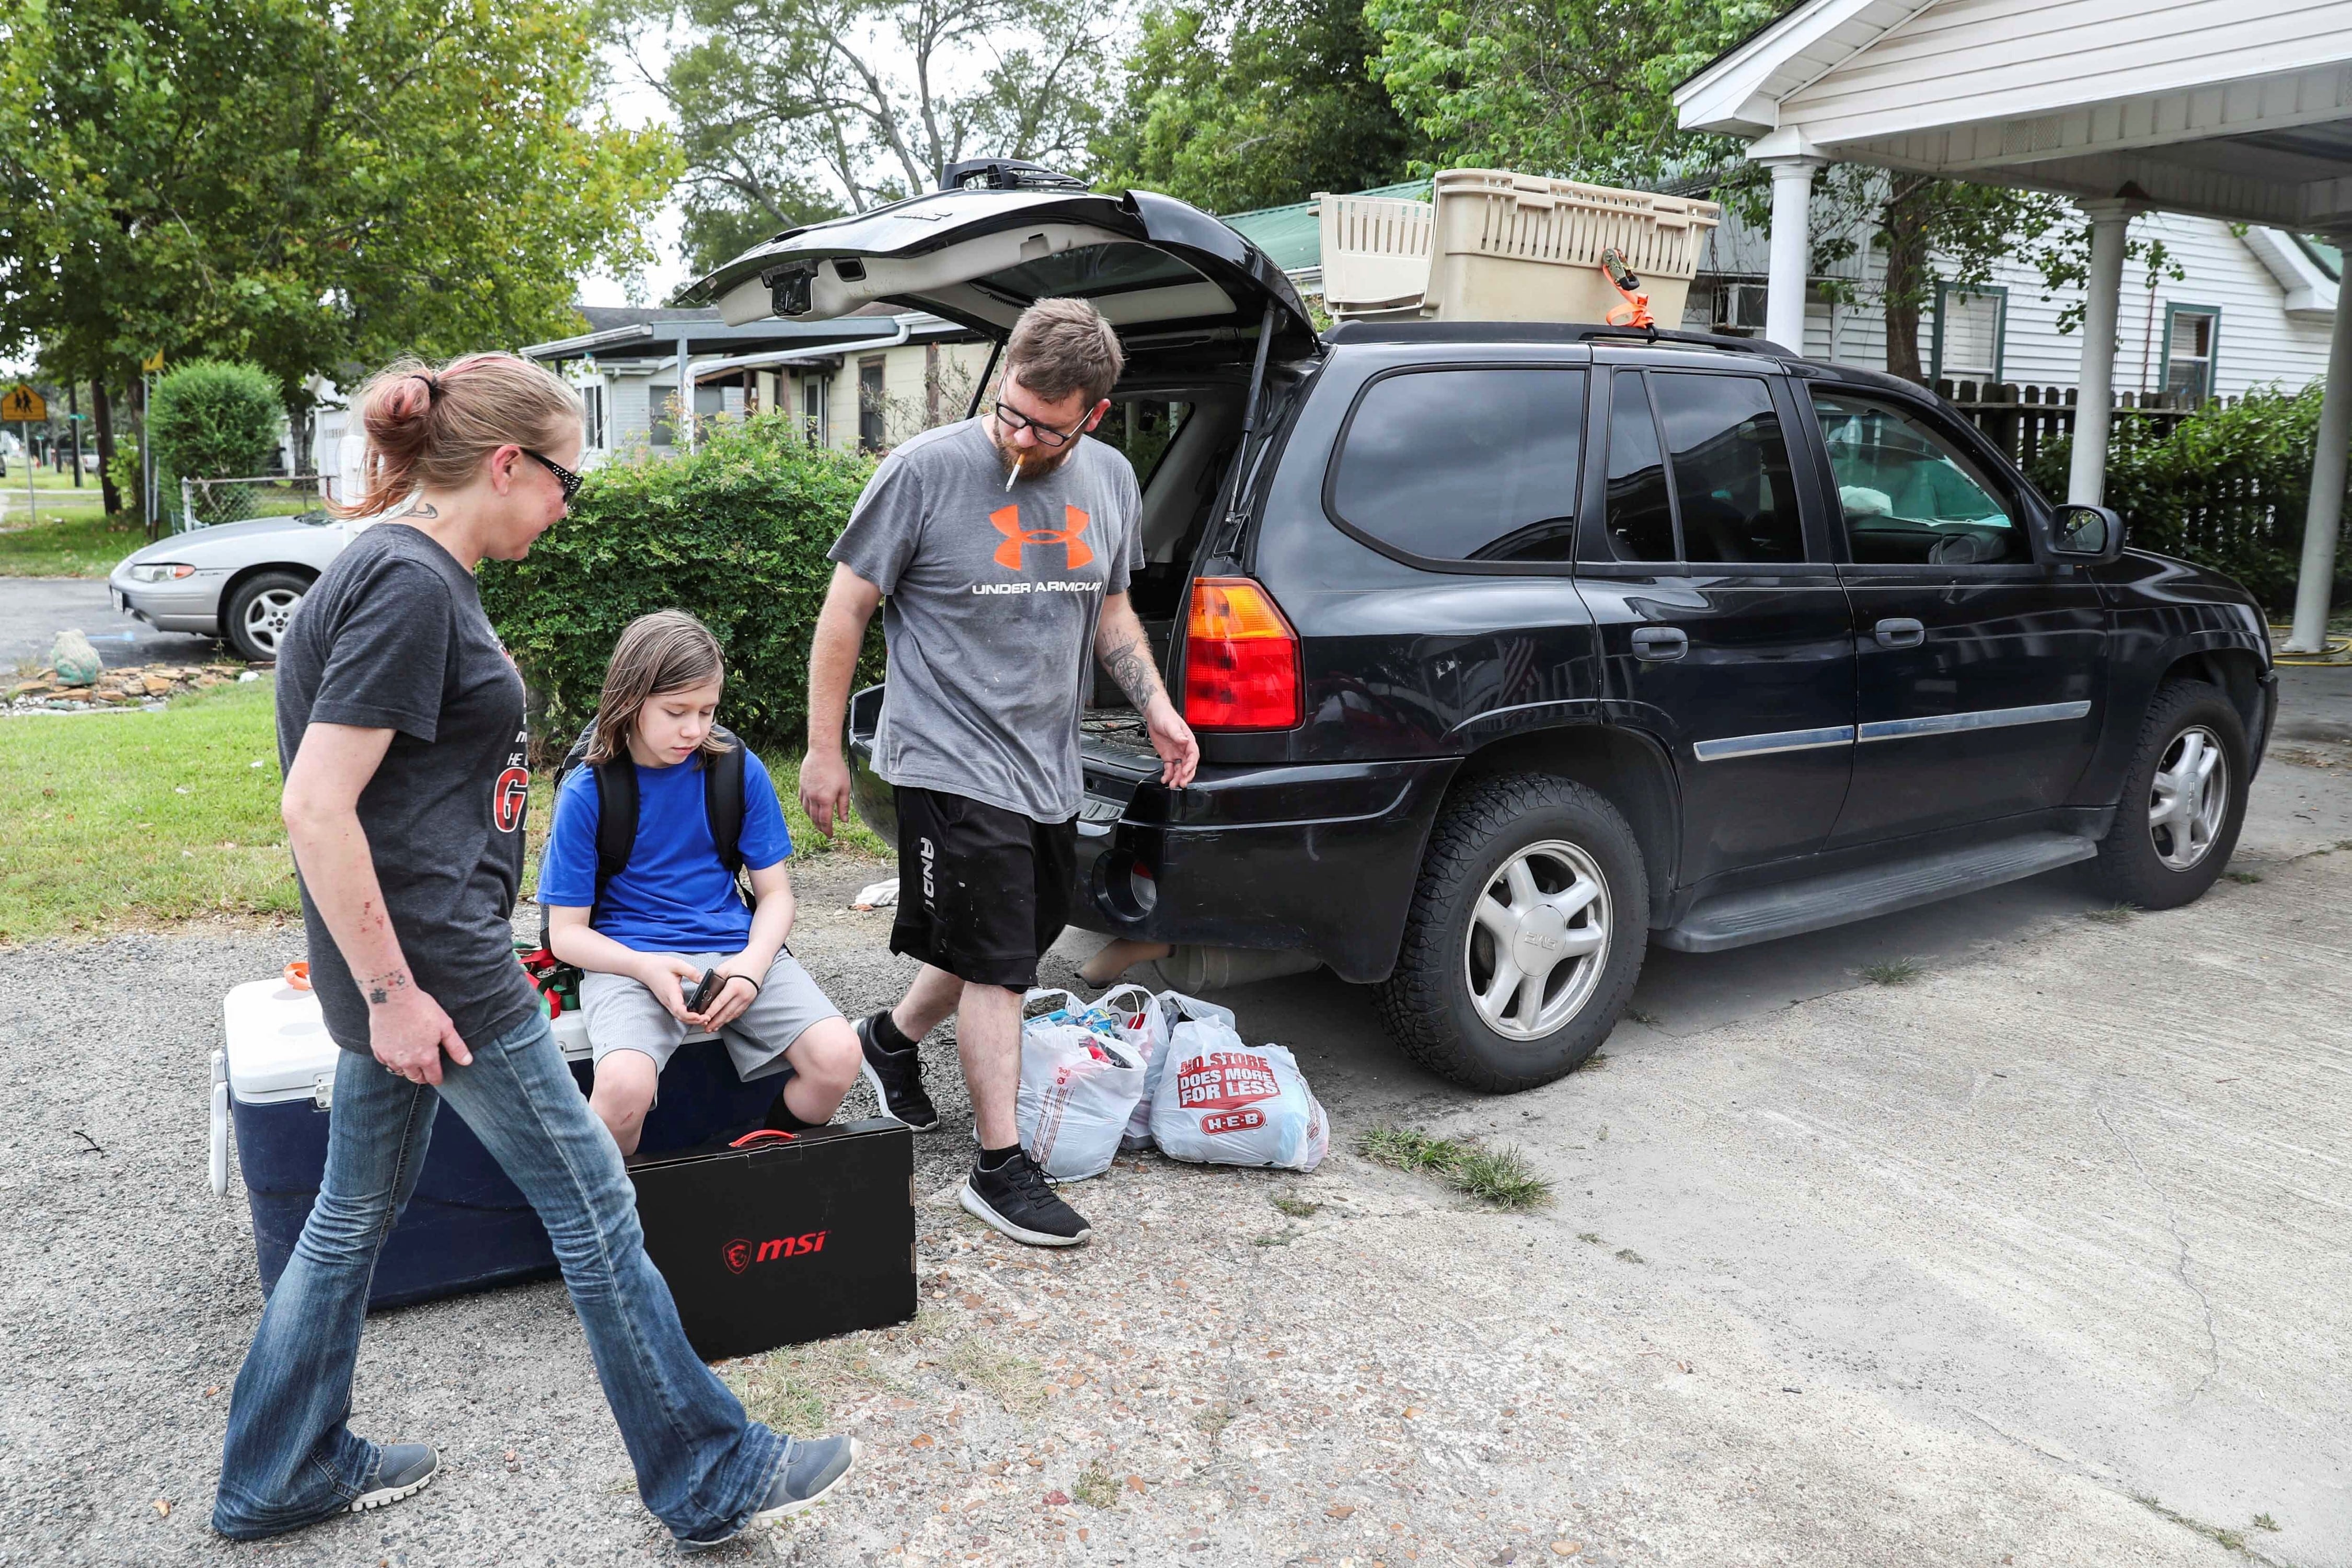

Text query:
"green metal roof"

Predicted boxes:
[[1221, 180, 1432, 273], [2297, 234, 2343, 282]]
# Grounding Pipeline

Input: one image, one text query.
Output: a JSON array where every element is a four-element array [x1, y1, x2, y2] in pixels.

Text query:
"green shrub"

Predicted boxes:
[[148, 360, 285, 524], [2029, 386, 2347, 610], [480, 412, 881, 755], [107, 431, 142, 519]]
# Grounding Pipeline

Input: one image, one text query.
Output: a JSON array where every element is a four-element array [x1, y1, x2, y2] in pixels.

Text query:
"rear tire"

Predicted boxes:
[[1374, 773, 1648, 1092], [2088, 677, 2246, 910], [224, 571, 309, 663]]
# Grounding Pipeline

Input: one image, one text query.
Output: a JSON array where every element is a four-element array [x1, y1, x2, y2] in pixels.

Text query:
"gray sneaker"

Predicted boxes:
[[679, 1435, 859, 1549], [349, 1444, 436, 1514]]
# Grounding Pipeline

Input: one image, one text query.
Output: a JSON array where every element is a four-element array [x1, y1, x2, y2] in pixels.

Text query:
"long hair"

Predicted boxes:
[[327, 352, 582, 520], [586, 610, 736, 766]]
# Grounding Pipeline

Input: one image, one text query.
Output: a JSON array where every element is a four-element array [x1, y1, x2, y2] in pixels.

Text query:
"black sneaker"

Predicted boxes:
[[679, 1435, 859, 1550], [349, 1444, 436, 1514], [960, 1150, 1092, 1247], [856, 1012, 938, 1132]]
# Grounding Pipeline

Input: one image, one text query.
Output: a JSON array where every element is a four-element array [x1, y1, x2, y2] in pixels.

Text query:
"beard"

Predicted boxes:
[[990, 426, 1079, 482]]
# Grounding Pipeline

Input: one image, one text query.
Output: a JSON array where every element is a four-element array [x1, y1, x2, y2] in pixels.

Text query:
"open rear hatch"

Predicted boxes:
[[677, 175, 1316, 355]]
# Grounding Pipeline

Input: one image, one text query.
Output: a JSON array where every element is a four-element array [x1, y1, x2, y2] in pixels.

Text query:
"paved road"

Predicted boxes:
[[1, 575, 221, 671]]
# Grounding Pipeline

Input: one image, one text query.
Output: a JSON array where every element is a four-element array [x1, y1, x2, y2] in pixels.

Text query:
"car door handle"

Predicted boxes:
[[1874, 617, 1925, 649], [1631, 626, 1688, 661]]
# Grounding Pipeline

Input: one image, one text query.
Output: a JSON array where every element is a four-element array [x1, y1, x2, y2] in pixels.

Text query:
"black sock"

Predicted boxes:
[[977, 1142, 1022, 1171], [870, 1008, 918, 1055], [764, 1091, 819, 1134]]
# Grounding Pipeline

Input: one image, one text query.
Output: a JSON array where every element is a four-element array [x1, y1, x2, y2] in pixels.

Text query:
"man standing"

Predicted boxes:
[[799, 297, 1198, 1247]]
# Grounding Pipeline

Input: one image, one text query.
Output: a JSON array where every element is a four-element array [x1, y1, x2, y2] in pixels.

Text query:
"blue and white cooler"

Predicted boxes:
[[214, 975, 786, 1309]]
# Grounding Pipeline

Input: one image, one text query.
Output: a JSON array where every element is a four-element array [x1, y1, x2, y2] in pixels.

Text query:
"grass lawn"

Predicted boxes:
[[0, 511, 147, 578], [0, 677, 884, 946]]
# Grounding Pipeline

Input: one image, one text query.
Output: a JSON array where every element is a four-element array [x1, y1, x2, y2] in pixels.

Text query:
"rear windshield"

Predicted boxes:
[[1327, 367, 1586, 564], [970, 243, 1207, 308]]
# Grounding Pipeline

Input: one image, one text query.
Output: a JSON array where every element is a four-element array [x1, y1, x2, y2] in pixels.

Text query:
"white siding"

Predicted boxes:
[[608, 375, 653, 452], [1780, 0, 2352, 148]]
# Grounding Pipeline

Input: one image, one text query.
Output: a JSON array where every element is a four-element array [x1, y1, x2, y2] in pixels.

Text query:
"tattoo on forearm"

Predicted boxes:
[[362, 968, 412, 1007], [1102, 633, 1165, 709]]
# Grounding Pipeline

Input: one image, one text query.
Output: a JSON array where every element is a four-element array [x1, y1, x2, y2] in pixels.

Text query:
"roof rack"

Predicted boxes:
[[938, 158, 1087, 193], [1323, 320, 1796, 358]]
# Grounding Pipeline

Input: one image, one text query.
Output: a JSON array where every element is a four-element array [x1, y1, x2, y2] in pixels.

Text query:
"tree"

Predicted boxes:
[[148, 359, 284, 520], [1092, 0, 1423, 214], [0, 0, 677, 504], [1365, 0, 1778, 187], [653, 0, 1114, 249]]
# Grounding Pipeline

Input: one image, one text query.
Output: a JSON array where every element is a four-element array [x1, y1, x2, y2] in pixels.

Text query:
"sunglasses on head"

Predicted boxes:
[[524, 449, 583, 503]]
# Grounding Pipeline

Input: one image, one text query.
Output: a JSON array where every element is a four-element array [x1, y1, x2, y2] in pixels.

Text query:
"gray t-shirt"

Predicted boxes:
[[831, 419, 1143, 822], [275, 523, 540, 1055]]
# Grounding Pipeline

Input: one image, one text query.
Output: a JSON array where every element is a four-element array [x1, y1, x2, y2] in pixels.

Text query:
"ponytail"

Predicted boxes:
[[328, 352, 583, 520]]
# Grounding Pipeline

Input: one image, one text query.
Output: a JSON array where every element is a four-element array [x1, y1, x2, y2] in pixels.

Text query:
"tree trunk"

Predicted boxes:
[[1882, 183, 1934, 386], [93, 379, 122, 517]]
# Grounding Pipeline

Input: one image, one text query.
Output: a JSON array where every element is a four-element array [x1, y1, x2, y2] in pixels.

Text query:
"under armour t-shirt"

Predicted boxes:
[[535, 748, 792, 953], [829, 418, 1143, 823], [274, 523, 540, 1055]]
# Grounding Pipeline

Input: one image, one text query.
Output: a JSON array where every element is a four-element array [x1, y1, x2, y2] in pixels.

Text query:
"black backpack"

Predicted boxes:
[[535, 720, 750, 950]]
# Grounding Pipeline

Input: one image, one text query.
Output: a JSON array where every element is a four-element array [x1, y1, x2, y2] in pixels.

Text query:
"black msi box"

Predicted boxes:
[[628, 1119, 916, 1359]]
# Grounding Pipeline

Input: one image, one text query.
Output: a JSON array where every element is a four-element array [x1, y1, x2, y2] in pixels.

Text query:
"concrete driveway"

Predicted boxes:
[[7, 670, 2347, 1567]]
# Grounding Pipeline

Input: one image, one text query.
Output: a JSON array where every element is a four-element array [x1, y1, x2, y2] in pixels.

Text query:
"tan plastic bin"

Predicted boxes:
[[1316, 170, 1719, 326]]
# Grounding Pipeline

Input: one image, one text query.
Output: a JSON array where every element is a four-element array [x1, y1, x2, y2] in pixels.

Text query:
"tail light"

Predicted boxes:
[[1183, 577, 1300, 730]]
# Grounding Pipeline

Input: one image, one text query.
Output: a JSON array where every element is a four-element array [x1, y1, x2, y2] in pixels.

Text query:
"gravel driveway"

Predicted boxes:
[[6, 751, 2350, 1566]]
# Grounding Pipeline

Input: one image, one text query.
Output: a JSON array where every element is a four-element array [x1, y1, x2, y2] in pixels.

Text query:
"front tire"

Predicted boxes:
[[2089, 677, 2247, 909], [1374, 774, 1648, 1092], [224, 571, 309, 663]]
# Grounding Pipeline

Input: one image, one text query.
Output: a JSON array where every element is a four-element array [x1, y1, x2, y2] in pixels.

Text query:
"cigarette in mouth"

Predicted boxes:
[[1004, 461, 1019, 492]]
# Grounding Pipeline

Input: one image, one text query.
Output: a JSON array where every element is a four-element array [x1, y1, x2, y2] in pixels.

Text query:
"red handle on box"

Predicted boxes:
[[729, 1129, 798, 1148]]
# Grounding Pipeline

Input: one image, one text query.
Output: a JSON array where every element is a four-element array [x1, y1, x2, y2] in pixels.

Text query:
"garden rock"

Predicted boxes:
[[49, 629, 102, 686]]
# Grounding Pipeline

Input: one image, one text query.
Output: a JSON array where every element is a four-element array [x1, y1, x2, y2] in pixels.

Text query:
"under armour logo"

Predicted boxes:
[[990, 503, 1093, 571]]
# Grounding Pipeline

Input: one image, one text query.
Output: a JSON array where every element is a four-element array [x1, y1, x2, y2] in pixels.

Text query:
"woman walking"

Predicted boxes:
[[211, 353, 855, 1548]]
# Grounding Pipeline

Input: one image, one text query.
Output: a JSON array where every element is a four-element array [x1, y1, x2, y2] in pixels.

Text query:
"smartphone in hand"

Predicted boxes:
[[683, 970, 719, 1016]]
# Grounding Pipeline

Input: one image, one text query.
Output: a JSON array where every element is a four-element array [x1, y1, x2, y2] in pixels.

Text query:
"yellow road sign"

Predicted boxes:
[[142, 350, 167, 373], [0, 386, 45, 422]]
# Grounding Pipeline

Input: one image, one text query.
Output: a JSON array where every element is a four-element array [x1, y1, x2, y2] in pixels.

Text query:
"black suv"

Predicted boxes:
[[689, 169, 2278, 1092]]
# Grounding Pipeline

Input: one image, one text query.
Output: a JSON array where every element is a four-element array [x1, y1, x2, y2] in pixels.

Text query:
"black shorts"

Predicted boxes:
[[889, 787, 1077, 990]]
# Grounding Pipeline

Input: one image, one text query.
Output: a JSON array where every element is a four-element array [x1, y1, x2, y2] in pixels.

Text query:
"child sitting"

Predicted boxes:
[[539, 610, 860, 1156]]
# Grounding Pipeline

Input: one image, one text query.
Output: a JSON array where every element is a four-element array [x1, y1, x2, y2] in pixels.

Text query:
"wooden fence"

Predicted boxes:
[[1930, 380, 2217, 469]]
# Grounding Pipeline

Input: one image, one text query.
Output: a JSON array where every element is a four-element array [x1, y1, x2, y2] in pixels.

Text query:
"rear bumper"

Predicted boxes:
[[846, 685, 1457, 984]]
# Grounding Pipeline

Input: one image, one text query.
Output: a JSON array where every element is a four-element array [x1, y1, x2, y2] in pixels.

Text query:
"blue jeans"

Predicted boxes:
[[212, 1011, 783, 1543]]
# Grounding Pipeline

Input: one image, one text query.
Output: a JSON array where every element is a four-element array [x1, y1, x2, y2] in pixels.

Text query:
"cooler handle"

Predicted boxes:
[[209, 1048, 230, 1196], [729, 1129, 798, 1148]]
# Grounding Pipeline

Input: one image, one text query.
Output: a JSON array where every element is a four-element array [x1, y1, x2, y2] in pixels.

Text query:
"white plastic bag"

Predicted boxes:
[[1117, 989, 1235, 1152], [1016, 989, 1148, 1181], [1148, 1015, 1329, 1172]]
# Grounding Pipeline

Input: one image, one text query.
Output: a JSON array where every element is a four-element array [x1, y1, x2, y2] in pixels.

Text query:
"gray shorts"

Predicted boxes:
[[579, 951, 844, 1086]]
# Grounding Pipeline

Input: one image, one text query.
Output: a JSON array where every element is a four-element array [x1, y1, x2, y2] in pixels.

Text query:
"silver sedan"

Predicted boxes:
[[108, 513, 351, 662]]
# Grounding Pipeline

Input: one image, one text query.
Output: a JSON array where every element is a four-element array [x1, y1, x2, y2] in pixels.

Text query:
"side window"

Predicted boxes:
[[1604, 371, 1675, 562], [1330, 368, 1585, 563], [1650, 372, 1804, 563], [1813, 392, 2027, 566]]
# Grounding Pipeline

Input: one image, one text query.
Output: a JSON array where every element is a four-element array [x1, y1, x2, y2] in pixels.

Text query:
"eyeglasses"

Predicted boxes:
[[988, 400, 1089, 449], [524, 449, 583, 503]]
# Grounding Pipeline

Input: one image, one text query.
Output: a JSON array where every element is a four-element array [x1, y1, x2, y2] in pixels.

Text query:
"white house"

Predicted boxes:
[[1671, 0, 2352, 648]]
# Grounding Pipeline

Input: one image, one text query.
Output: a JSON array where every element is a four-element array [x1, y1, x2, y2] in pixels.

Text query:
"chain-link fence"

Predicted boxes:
[[178, 474, 334, 529]]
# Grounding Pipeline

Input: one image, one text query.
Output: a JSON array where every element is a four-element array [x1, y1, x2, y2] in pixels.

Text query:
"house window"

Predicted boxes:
[[858, 358, 887, 452], [802, 375, 826, 447], [1931, 282, 2005, 384], [648, 383, 678, 446], [580, 384, 605, 450], [2162, 306, 2220, 403]]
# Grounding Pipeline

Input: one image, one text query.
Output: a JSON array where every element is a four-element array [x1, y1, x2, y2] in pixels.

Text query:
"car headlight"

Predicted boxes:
[[125, 562, 197, 583]]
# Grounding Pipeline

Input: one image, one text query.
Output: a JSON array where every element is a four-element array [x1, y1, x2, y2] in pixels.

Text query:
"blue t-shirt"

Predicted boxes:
[[536, 748, 792, 953]]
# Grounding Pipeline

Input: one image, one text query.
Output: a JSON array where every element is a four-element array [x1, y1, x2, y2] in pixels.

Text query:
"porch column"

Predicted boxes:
[[2068, 198, 2138, 505], [2285, 259, 2352, 653], [1761, 156, 1824, 354]]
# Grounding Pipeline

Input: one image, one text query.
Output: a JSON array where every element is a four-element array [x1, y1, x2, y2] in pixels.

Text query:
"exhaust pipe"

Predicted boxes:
[[1144, 944, 1321, 994]]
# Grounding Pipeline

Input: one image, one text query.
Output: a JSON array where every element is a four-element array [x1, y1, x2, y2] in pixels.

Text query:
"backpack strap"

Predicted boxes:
[[592, 755, 639, 900], [705, 727, 747, 878]]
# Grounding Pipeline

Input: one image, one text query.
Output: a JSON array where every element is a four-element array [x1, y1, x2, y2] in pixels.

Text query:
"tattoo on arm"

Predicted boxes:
[[1101, 630, 1165, 709], [362, 968, 413, 1007]]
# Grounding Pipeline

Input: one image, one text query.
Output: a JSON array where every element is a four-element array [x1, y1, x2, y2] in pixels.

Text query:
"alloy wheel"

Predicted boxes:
[[1463, 839, 1611, 1041], [2148, 724, 2228, 872], [241, 588, 303, 656]]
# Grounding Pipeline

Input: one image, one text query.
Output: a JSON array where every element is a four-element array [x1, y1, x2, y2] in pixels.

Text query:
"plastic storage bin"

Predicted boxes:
[[217, 976, 783, 1309], [1318, 169, 1719, 326]]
